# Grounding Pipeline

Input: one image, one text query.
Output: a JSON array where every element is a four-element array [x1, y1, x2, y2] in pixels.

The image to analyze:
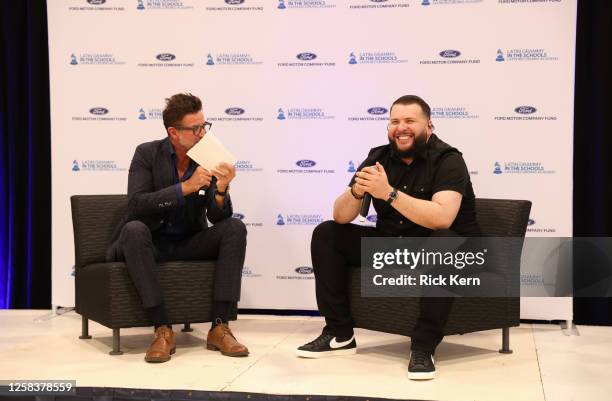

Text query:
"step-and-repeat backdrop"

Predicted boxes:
[[48, 0, 577, 319]]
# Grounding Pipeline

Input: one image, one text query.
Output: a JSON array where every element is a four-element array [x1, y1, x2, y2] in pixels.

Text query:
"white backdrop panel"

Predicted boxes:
[[48, 0, 577, 319]]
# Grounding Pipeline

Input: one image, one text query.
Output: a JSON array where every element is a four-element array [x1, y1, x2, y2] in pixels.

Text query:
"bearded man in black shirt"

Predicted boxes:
[[296, 95, 480, 380]]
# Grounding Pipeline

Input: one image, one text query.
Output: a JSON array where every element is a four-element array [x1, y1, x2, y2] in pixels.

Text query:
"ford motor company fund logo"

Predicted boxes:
[[297, 52, 317, 61], [277, 160, 335, 174], [494, 106, 557, 121], [137, 53, 194, 68], [208, 107, 263, 122], [348, 106, 388, 121], [278, 52, 335, 67], [440, 49, 461, 58], [368, 107, 387, 115], [296, 159, 316, 168], [205, 0, 264, 11], [225, 107, 245, 115], [420, 49, 480, 65], [515, 106, 536, 114], [69, 0, 125, 11], [89, 107, 108, 115], [72, 107, 126, 121], [276, 266, 315, 280], [156, 53, 175, 61], [350, 0, 410, 9], [295, 266, 314, 274]]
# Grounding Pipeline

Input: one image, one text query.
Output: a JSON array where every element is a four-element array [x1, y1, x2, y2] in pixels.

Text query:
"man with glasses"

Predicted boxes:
[[106, 93, 249, 363], [296, 95, 480, 380]]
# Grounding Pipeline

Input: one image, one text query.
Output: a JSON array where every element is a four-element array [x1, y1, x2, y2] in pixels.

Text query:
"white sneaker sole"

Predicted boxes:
[[408, 370, 436, 380], [296, 347, 357, 358]]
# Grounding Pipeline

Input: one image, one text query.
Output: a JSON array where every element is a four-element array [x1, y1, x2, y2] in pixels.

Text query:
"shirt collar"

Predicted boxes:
[[167, 138, 177, 158]]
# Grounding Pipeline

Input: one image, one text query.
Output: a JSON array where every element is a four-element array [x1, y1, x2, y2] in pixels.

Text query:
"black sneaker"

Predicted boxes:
[[408, 351, 436, 380], [296, 333, 357, 358]]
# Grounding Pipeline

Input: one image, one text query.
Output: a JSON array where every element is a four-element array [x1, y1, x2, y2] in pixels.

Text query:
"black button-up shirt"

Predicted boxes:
[[349, 134, 480, 236], [159, 140, 198, 239]]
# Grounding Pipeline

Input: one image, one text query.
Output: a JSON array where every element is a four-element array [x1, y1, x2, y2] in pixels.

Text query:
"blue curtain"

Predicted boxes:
[[0, 0, 51, 308]]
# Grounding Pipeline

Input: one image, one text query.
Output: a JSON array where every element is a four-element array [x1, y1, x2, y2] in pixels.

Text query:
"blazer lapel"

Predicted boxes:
[[155, 137, 176, 191]]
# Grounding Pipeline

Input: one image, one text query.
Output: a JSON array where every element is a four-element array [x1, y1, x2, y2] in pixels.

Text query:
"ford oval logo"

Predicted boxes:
[[225, 0, 244, 4], [439, 50, 461, 58], [87, 0, 106, 4], [89, 107, 108, 115], [528, 219, 535, 226], [515, 106, 537, 114], [367, 107, 388, 115], [295, 266, 314, 275], [225, 107, 245, 115], [296, 52, 317, 61], [296, 160, 316, 168], [366, 215, 378, 223], [156, 53, 176, 61], [233, 213, 245, 220]]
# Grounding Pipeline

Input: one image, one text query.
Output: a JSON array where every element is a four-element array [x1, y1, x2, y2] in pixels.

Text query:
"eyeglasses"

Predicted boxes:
[[174, 122, 212, 136]]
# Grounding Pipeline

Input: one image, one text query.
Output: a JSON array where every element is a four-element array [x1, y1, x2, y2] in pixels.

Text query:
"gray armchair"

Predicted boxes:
[[348, 198, 531, 353], [71, 195, 231, 355]]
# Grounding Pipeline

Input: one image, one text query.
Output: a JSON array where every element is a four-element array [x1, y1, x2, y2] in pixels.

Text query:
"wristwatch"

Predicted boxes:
[[386, 187, 398, 204]]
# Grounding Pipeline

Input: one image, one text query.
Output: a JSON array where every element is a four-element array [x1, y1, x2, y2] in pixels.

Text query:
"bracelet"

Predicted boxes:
[[350, 184, 364, 200], [215, 186, 229, 197]]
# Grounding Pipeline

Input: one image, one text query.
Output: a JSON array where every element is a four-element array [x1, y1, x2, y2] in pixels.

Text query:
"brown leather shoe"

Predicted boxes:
[[145, 326, 176, 363], [206, 323, 249, 357]]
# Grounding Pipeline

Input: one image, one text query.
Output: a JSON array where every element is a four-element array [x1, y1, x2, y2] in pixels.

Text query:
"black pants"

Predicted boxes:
[[110, 218, 247, 309], [311, 220, 455, 354]]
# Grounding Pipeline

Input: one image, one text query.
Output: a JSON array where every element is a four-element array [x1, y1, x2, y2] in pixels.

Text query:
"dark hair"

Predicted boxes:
[[390, 95, 431, 119], [162, 93, 202, 129]]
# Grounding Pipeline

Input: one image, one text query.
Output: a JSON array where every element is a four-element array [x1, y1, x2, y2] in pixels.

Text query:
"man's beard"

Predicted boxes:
[[389, 131, 428, 158]]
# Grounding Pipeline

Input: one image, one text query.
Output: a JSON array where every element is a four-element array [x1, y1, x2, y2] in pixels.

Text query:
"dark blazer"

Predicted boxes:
[[106, 137, 233, 260]]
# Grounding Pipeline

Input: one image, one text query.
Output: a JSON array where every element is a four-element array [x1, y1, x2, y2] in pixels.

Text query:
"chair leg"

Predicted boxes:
[[499, 327, 513, 354], [109, 328, 124, 355], [79, 316, 92, 339], [181, 323, 194, 332]]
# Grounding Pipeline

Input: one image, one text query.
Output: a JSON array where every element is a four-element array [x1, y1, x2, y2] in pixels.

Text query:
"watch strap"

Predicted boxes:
[[386, 187, 398, 204]]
